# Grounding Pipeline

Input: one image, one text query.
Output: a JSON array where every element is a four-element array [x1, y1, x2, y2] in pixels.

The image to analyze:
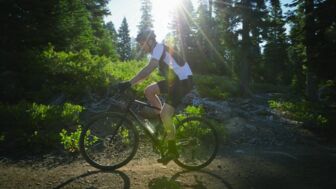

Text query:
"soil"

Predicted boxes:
[[1, 94, 336, 189]]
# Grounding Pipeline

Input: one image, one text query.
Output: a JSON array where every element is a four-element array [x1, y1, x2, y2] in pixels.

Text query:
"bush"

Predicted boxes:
[[193, 74, 239, 100], [39, 46, 113, 101], [105, 60, 163, 96], [59, 125, 99, 153], [174, 105, 228, 143], [0, 102, 83, 152], [268, 99, 329, 127], [39, 48, 163, 101]]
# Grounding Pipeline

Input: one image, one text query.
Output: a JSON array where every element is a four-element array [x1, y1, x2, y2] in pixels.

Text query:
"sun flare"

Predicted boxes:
[[155, 0, 182, 11], [152, 0, 184, 40]]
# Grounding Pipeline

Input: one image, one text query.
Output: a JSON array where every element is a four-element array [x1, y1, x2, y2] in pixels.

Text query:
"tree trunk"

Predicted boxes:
[[304, 0, 318, 101], [239, 0, 252, 96]]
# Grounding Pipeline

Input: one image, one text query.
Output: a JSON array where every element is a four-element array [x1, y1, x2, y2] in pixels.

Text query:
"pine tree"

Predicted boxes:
[[138, 0, 154, 32], [169, 0, 195, 60], [287, 0, 306, 93], [82, 0, 116, 57], [192, 2, 217, 73], [106, 21, 118, 43], [117, 17, 132, 61], [136, 0, 154, 59], [215, 0, 268, 95], [214, 0, 239, 76], [105, 21, 119, 60], [304, 0, 318, 100], [313, 0, 336, 80], [263, 0, 290, 84]]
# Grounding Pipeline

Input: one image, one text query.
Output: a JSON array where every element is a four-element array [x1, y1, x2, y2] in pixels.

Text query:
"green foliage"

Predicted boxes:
[[54, 0, 94, 52], [0, 0, 117, 103], [59, 126, 82, 153], [193, 74, 239, 100], [268, 99, 329, 127], [174, 105, 227, 142], [184, 105, 205, 116], [105, 60, 163, 96], [59, 125, 98, 153], [174, 105, 205, 124], [120, 128, 131, 145], [0, 102, 83, 151], [40, 46, 113, 100]]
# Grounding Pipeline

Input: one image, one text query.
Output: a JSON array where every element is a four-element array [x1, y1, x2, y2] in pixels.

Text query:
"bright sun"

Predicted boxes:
[[152, 0, 183, 40], [155, 0, 181, 11]]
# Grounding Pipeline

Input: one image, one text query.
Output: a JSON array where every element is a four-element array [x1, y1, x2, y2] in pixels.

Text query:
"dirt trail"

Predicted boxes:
[[1, 142, 336, 189], [1, 94, 336, 189]]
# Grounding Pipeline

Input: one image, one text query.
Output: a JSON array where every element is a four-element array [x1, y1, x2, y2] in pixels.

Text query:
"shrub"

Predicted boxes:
[[0, 102, 83, 152], [174, 105, 228, 143], [59, 125, 100, 153], [193, 74, 239, 100], [39, 46, 113, 101], [59, 127, 80, 153], [268, 99, 329, 127], [105, 60, 163, 96]]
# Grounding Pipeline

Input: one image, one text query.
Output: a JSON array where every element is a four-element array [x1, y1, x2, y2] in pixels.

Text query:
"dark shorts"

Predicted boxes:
[[157, 76, 193, 108]]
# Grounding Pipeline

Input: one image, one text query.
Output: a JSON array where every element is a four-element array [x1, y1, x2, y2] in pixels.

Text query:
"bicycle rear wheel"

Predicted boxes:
[[174, 116, 219, 170], [79, 112, 139, 170]]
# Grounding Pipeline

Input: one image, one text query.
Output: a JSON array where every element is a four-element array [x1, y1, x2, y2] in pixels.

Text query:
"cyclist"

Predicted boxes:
[[118, 29, 193, 164]]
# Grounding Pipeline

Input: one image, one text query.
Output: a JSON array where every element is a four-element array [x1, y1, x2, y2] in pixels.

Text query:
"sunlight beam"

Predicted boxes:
[[177, 2, 229, 70]]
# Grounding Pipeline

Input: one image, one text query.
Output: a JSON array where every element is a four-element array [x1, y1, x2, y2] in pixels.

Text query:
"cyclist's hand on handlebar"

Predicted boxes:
[[118, 81, 131, 92]]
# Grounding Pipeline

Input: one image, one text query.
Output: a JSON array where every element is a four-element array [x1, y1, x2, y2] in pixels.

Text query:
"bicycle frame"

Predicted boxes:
[[122, 99, 163, 148], [81, 87, 219, 171]]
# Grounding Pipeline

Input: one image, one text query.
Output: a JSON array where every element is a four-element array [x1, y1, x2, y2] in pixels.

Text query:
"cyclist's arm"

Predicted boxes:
[[130, 59, 159, 86]]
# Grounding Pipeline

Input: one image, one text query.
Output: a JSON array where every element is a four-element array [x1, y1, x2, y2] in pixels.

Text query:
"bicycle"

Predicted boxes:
[[79, 84, 219, 171]]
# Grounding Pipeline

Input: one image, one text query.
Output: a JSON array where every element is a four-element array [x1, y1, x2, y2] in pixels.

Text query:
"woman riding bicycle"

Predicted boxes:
[[119, 29, 193, 164]]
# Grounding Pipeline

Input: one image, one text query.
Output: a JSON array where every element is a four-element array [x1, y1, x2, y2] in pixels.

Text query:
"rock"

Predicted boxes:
[[245, 123, 257, 131], [224, 117, 248, 136], [181, 89, 201, 105]]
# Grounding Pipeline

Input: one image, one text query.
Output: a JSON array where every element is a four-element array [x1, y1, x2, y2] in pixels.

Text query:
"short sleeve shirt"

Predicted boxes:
[[150, 43, 192, 80]]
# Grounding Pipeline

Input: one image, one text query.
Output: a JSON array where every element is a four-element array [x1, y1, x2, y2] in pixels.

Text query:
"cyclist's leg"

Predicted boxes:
[[158, 103, 179, 164], [144, 83, 162, 115], [157, 80, 178, 141], [160, 103, 176, 140], [158, 81, 187, 164]]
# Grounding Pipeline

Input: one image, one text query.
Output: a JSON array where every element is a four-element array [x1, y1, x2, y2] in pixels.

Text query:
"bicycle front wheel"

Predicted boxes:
[[174, 116, 219, 170], [79, 112, 139, 170]]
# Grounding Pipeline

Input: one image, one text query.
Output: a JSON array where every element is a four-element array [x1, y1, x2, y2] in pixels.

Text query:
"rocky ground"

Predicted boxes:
[[1, 93, 336, 189]]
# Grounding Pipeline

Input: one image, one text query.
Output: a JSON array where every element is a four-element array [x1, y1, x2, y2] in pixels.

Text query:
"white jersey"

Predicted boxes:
[[150, 43, 192, 80]]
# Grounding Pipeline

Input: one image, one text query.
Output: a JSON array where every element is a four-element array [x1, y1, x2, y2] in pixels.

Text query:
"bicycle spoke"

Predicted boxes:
[[80, 112, 139, 170], [174, 117, 218, 170]]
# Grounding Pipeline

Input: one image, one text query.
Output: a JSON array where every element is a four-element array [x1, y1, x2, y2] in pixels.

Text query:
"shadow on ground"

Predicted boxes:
[[53, 170, 130, 189], [149, 170, 232, 189], [52, 168, 231, 189]]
